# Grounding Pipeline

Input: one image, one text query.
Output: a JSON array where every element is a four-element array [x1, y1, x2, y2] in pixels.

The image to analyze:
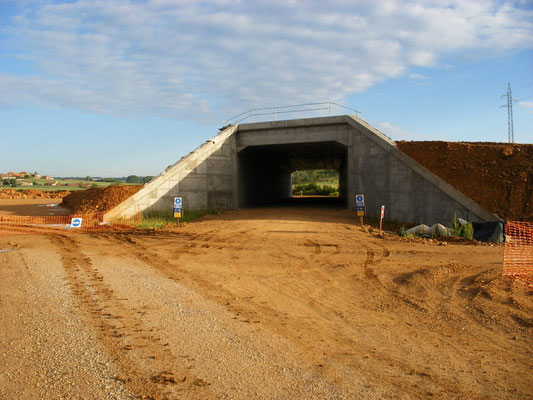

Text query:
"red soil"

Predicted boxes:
[[61, 185, 143, 214], [0, 189, 69, 200], [396, 141, 533, 221]]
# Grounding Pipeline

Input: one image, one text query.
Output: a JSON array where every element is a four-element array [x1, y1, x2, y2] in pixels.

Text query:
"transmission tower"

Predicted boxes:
[[506, 82, 514, 143]]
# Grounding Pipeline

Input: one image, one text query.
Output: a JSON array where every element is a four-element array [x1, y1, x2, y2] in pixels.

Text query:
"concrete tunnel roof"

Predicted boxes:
[[238, 141, 347, 172]]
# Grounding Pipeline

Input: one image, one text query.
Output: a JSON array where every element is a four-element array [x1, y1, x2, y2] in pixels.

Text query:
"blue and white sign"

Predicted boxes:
[[355, 194, 365, 207], [70, 217, 83, 228], [174, 197, 182, 208]]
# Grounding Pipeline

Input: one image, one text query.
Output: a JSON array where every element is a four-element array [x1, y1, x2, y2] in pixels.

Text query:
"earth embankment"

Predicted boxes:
[[397, 141, 533, 221], [61, 185, 143, 214], [0, 188, 69, 200]]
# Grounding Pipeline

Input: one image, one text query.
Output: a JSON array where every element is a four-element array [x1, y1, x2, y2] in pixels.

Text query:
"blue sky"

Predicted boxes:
[[1, 0, 532, 177]]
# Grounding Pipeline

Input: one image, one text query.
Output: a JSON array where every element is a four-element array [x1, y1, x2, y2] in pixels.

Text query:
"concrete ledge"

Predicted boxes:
[[238, 115, 347, 132]]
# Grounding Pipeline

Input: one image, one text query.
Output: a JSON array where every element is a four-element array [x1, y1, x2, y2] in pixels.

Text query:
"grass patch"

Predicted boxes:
[[138, 209, 218, 228]]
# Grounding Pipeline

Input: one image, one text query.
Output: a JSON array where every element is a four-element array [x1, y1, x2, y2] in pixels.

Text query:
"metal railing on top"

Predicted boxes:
[[224, 102, 360, 125]]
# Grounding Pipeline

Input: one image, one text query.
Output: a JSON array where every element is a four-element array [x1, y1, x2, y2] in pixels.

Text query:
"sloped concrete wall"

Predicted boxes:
[[344, 116, 499, 224], [104, 125, 238, 221]]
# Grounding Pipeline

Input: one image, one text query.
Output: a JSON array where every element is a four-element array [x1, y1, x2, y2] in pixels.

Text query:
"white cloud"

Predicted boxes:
[[519, 101, 533, 114], [519, 101, 533, 108], [408, 73, 429, 80], [1, 0, 532, 121], [373, 121, 444, 141]]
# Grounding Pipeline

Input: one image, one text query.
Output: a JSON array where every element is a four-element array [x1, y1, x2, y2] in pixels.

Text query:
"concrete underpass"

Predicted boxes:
[[105, 115, 500, 225]]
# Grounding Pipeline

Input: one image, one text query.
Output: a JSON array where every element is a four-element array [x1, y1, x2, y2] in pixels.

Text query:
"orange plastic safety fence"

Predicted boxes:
[[0, 213, 141, 236], [503, 221, 533, 290]]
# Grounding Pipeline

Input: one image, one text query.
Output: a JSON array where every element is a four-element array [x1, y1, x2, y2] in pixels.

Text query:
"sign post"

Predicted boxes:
[[355, 194, 365, 226], [379, 205, 385, 234], [173, 197, 183, 227]]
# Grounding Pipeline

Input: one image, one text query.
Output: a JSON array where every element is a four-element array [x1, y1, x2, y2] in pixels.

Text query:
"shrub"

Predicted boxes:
[[398, 225, 406, 236], [450, 212, 474, 240], [292, 183, 337, 196], [460, 222, 474, 240]]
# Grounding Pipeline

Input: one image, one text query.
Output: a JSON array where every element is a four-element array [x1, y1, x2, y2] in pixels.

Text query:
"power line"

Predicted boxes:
[[468, 107, 504, 138], [465, 96, 504, 138]]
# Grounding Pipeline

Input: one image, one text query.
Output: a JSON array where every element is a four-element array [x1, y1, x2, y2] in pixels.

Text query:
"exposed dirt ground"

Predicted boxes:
[[0, 189, 69, 200], [61, 185, 143, 214], [0, 199, 70, 216], [1, 207, 531, 400], [397, 141, 533, 221]]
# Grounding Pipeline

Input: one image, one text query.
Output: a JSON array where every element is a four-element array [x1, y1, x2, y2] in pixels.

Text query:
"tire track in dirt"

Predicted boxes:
[[49, 234, 214, 400], [106, 232, 280, 327], [104, 231, 494, 399], [276, 236, 493, 398]]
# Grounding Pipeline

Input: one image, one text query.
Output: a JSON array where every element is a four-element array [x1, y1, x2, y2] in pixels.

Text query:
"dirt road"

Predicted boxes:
[[1, 207, 531, 399]]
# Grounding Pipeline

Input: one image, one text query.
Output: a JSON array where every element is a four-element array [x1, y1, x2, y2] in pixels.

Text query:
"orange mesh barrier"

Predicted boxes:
[[0, 213, 140, 236], [503, 221, 533, 289]]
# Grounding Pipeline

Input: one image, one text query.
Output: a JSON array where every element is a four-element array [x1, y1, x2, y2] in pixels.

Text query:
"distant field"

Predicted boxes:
[[0, 179, 138, 191], [292, 177, 339, 189]]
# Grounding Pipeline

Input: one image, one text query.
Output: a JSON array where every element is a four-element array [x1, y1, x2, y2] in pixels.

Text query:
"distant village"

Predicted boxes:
[[0, 171, 92, 188]]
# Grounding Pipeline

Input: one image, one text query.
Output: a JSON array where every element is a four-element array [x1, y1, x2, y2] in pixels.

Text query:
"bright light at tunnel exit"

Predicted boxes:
[[291, 170, 340, 197]]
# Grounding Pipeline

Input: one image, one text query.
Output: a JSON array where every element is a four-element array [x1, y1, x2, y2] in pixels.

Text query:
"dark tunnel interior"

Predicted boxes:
[[237, 141, 348, 208]]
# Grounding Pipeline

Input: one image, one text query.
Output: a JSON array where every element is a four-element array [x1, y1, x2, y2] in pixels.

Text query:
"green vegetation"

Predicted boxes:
[[292, 169, 338, 187], [291, 169, 339, 195], [397, 225, 416, 238], [292, 182, 338, 196], [0, 178, 141, 191], [138, 209, 218, 229], [126, 175, 153, 184], [450, 213, 474, 240]]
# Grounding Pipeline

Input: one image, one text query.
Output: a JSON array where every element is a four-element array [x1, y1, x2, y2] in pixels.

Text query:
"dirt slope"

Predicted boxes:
[[397, 141, 532, 221], [61, 185, 143, 214]]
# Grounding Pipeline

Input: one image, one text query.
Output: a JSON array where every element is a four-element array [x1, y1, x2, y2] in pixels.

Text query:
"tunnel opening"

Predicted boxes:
[[291, 169, 339, 197], [237, 141, 348, 208]]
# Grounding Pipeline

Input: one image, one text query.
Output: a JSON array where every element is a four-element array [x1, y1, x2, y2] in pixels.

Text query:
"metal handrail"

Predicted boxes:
[[225, 102, 360, 125]]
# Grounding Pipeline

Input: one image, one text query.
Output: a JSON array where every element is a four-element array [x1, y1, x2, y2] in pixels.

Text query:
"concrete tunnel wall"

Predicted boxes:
[[105, 115, 501, 225], [238, 150, 292, 206]]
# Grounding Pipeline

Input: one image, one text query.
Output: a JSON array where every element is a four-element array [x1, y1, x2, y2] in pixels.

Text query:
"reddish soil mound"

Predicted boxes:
[[0, 188, 69, 200], [62, 185, 143, 214], [396, 141, 533, 221]]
